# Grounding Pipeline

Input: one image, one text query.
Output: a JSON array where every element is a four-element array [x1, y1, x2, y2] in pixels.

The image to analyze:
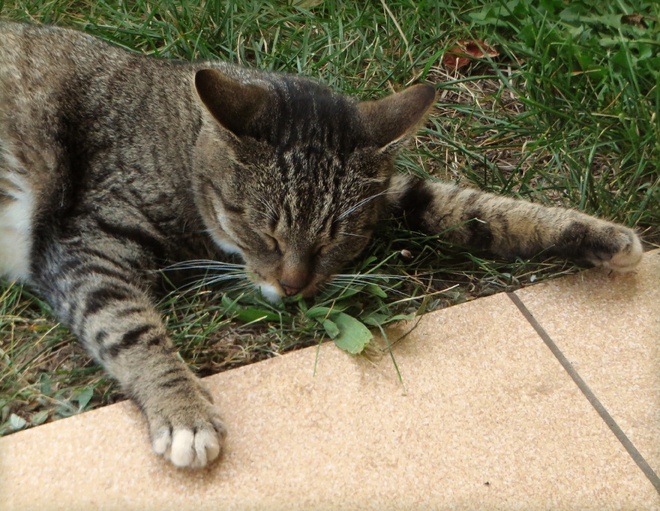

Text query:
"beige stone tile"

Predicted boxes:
[[1, 293, 658, 510], [513, 249, 660, 478]]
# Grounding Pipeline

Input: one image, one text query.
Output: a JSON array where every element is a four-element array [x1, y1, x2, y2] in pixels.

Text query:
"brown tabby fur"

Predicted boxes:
[[0, 22, 643, 468]]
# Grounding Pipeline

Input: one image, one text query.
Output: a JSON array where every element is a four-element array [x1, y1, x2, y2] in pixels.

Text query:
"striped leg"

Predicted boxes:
[[395, 178, 643, 272], [33, 237, 226, 468]]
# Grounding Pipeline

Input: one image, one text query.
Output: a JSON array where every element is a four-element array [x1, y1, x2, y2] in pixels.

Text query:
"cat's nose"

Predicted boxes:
[[279, 281, 303, 297], [279, 261, 310, 297]]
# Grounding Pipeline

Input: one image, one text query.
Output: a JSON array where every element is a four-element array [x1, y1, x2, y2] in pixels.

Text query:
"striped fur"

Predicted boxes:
[[0, 22, 642, 468], [394, 178, 642, 272]]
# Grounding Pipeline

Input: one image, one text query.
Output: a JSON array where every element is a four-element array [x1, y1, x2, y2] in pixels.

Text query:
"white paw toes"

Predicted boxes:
[[586, 225, 643, 273], [171, 429, 197, 467], [607, 231, 643, 272], [151, 420, 226, 468], [152, 426, 172, 457], [194, 429, 222, 467]]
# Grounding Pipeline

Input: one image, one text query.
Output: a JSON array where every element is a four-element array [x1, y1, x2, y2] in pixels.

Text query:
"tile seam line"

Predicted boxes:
[[506, 291, 660, 495]]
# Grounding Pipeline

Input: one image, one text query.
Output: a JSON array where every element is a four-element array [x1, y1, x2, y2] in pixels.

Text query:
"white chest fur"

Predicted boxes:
[[0, 151, 34, 282]]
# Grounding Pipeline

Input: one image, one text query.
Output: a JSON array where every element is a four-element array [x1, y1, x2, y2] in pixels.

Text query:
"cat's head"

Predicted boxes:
[[191, 68, 435, 300]]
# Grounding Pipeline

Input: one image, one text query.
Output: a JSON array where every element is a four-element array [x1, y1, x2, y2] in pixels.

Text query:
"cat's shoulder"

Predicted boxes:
[[0, 20, 102, 46]]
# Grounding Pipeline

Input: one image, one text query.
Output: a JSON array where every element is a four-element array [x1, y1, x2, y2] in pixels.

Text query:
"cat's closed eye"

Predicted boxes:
[[264, 234, 282, 255], [314, 244, 330, 258]]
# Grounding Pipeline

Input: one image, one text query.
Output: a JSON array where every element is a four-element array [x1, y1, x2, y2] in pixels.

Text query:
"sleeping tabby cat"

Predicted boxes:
[[0, 22, 642, 468]]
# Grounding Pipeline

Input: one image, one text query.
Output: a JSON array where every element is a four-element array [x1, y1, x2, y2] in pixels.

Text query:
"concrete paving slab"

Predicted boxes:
[[1, 268, 658, 510], [514, 249, 660, 477]]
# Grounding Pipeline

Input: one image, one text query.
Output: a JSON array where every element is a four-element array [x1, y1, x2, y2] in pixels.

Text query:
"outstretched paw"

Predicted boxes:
[[148, 394, 227, 468], [589, 225, 643, 273]]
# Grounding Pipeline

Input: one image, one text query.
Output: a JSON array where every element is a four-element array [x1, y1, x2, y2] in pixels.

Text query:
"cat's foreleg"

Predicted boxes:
[[32, 241, 226, 468], [393, 177, 643, 271]]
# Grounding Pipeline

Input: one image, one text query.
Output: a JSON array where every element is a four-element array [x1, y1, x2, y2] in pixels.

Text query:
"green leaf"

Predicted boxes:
[[306, 305, 333, 320], [220, 294, 239, 315], [322, 318, 340, 339], [9, 413, 27, 431], [39, 373, 52, 395], [31, 410, 50, 426], [75, 387, 94, 410], [332, 312, 372, 354], [333, 286, 362, 300], [366, 283, 387, 298], [362, 311, 389, 326], [591, 14, 623, 29]]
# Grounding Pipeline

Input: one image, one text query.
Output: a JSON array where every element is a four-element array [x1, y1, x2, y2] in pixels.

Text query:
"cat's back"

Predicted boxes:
[[0, 22, 143, 281], [1, 22, 125, 110], [0, 21, 128, 76], [1, 21, 136, 133], [1, 21, 203, 169], [0, 21, 134, 166]]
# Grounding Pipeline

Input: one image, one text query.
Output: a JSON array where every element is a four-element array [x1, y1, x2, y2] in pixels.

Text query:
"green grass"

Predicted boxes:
[[1, 0, 658, 435]]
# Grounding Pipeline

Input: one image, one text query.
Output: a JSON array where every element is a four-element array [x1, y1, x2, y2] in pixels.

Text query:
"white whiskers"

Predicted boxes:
[[337, 189, 395, 221], [162, 259, 249, 294], [163, 259, 246, 272]]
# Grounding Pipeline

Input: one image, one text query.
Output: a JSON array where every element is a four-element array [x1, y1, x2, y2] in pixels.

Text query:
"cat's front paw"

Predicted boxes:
[[148, 392, 227, 468]]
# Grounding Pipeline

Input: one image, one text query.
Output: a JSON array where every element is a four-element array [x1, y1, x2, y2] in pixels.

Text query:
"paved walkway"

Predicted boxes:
[[1, 250, 658, 510]]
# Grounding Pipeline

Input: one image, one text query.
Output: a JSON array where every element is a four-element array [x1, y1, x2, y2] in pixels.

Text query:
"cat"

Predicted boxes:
[[0, 21, 643, 468]]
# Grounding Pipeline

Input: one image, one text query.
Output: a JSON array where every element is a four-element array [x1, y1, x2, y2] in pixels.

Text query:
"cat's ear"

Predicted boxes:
[[194, 69, 270, 138], [358, 84, 436, 151]]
